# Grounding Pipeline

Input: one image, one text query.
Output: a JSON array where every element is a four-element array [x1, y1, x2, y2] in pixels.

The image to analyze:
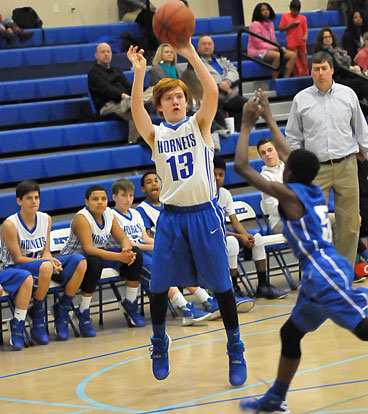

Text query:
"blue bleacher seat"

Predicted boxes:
[[0, 121, 127, 154], [0, 98, 91, 126]]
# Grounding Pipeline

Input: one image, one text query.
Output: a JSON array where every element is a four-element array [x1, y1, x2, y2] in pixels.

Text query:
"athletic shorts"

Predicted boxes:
[[150, 200, 232, 294], [6, 254, 85, 287], [291, 248, 368, 333], [0, 268, 31, 296]]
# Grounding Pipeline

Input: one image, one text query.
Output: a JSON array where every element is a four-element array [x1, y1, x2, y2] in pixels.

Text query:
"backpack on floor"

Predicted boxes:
[[12, 7, 43, 29]]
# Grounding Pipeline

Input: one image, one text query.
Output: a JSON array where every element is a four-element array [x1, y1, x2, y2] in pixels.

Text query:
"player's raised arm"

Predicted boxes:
[[174, 41, 218, 144], [256, 89, 291, 161], [234, 98, 303, 220], [127, 46, 155, 149]]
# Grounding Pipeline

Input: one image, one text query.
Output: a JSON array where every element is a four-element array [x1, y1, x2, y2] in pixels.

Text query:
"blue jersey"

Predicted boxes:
[[280, 183, 333, 265]]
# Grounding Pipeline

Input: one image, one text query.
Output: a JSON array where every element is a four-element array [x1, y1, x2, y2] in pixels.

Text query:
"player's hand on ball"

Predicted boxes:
[[127, 46, 146, 71], [172, 40, 195, 59]]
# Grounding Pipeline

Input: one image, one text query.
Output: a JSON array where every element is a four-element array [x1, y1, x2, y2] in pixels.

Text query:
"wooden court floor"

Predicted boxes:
[[1, 278, 368, 414]]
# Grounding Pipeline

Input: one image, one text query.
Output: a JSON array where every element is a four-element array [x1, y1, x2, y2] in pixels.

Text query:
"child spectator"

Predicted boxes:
[[0, 267, 33, 351], [1, 180, 86, 345], [279, 0, 309, 76], [111, 177, 218, 325], [247, 2, 296, 79], [354, 31, 368, 74], [61, 184, 143, 331]]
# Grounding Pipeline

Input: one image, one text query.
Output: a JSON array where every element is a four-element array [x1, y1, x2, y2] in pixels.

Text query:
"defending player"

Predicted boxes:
[[127, 41, 247, 386], [235, 90, 368, 413]]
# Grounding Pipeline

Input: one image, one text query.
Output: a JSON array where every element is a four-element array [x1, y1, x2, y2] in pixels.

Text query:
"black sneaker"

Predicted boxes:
[[233, 284, 246, 298], [255, 284, 288, 299], [353, 273, 365, 283]]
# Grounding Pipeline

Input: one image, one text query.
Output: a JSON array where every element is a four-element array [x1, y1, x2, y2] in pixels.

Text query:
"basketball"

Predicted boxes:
[[152, 1, 195, 48]]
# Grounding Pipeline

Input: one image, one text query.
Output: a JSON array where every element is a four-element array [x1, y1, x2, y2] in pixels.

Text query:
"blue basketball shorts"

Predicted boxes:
[[291, 248, 368, 333], [0, 268, 31, 296], [150, 200, 232, 294], [6, 254, 85, 287]]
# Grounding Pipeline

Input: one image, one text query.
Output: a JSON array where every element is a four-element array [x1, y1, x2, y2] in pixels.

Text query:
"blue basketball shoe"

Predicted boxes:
[[121, 298, 145, 327], [52, 302, 71, 341], [227, 340, 247, 386], [28, 305, 49, 345], [235, 295, 255, 313], [203, 296, 221, 320], [150, 334, 171, 380], [7, 318, 26, 351], [75, 308, 96, 337], [239, 393, 290, 413], [181, 301, 212, 326]]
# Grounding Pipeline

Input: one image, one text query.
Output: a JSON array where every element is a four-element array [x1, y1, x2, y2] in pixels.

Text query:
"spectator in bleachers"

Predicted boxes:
[[0, 267, 33, 351], [197, 34, 248, 131], [111, 177, 218, 325], [213, 156, 287, 300], [313, 27, 368, 105], [285, 51, 368, 267], [61, 184, 144, 330], [0, 14, 33, 46], [354, 31, 368, 73], [247, 2, 296, 80], [1, 180, 87, 345], [149, 44, 185, 87], [88, 42, 140, 144], [118, 0, 159, 59], [279, 0, 309, 77], [342, 9, 368, 61]]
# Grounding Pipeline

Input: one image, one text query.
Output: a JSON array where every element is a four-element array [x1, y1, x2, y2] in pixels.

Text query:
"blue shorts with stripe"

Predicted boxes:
[[6, 254, 85, 288], [291, 248, 368, 333], [0, 268, 31, 296], [150, 200, 232, 294]]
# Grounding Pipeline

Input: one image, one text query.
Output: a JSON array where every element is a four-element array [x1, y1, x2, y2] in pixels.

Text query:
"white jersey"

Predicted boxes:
[[152, 114, 216, 206], [136, 200, 162, 237], [61, 207, 114, 255], [110, 208, 144, 248], [217, 187, 235, 218], [260, 161, 284, 229], [1, 211, 49, 266]]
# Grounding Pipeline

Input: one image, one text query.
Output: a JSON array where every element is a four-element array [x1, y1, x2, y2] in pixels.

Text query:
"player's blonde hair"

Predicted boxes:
[[152, 78, 189, 117]]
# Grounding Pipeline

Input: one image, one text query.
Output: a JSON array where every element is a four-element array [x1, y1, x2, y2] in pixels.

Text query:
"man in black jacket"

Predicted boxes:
[[88, 42, 139, 143]]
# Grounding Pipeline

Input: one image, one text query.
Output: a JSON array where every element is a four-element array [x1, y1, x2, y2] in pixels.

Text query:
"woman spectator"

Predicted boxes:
[[149, 43, 184, 86], [247, 2, 296, 79], [342, 9, 368, 61], [314, 27, 368, 106]]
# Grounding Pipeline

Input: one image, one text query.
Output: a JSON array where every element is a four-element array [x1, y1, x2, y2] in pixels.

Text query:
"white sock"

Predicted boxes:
[[79, 296, 92, 313], [172, 292, 188, 309], [14, 308, 27, 321], [194, 288, 210, 304], [126, 286, 138, 303]]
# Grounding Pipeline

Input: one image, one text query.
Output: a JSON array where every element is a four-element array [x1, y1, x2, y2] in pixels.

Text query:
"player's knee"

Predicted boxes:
[[226, 236, 239, 257], [40, 260, 53, 277], [280, 318, 305, 359], [354, 318, 368, 341]]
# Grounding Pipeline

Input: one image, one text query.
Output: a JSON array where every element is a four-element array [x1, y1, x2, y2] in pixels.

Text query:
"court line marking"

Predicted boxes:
[[0, 312, 291, 380]]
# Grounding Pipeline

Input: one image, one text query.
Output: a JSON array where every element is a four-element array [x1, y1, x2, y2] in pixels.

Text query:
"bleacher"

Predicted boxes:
[[0, 10, 350, 338]]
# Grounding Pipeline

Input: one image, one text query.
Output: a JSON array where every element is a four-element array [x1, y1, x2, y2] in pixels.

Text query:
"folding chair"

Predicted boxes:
[[259, 200, 298, 289], [231, 200, 298, 291]]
